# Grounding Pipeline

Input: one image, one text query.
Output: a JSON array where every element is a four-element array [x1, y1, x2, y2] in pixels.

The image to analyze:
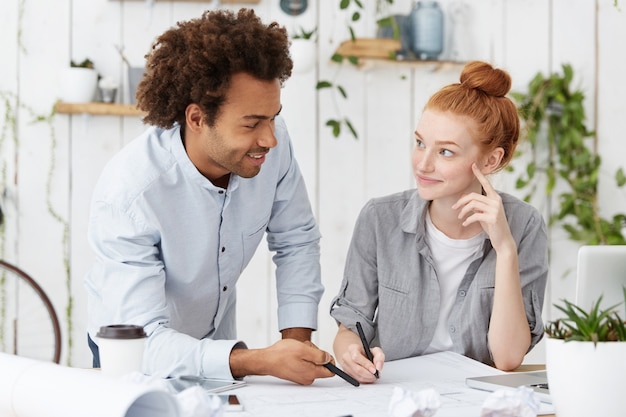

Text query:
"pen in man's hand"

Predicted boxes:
[[323, 362, 360, 387], [356, 321, 379, 378]]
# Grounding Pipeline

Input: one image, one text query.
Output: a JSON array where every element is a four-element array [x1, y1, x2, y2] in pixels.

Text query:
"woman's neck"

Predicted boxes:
[[428, 198, 484, 240]]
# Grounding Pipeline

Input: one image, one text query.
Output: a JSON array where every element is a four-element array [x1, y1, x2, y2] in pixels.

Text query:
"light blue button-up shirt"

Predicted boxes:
[[85, 116, 323, 379]]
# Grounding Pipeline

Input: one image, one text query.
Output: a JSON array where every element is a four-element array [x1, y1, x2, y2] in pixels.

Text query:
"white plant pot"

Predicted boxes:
[[60, 67, 98, 103], [290, 38, 316, 73], [546, 338, 626, 417]]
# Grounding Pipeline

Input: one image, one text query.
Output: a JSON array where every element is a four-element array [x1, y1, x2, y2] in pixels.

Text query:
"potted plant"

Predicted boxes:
[[544, 287, 626, 417], [290, 26, 317, 74], [59, 58, 99, 103]]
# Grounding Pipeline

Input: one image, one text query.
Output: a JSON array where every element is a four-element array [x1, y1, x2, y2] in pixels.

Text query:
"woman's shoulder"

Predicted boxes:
[[365, 189, 419, 209], [498, 191, 545, 224], [359, 189, 425, 226]]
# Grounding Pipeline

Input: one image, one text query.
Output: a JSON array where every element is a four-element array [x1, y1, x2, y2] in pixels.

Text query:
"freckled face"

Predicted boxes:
[[412, 110, 484, 202]]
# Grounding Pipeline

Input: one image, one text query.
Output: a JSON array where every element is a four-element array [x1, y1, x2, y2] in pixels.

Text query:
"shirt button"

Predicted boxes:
[[449, 326, 456, 333], [221, 247, 225, 252], [459, 290, 466, 297], [222, 286, 228, 292], [218, 190, 224, 194]]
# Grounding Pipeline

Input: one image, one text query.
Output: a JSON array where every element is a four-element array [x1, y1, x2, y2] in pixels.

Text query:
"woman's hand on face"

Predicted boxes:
[[452, 163, 514, 252]]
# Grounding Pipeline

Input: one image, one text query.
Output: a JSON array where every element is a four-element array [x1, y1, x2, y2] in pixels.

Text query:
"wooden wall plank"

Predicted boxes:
[[15, 0, 72, 363], [0, 0, 21, 264], [596, 0, 626, 223]]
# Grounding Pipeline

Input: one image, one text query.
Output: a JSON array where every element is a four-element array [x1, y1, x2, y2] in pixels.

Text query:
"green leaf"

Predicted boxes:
[[617, 167, 626, 187], [316, 81, 333, 90], [526, 162, 536, 179], [340, 0, 350, 10], [345, 119, 358, 139], [336, 85, 347, 99], [326, 119, 341, 137], [347, 55, 359, 66], [331, 53, 344, 63]]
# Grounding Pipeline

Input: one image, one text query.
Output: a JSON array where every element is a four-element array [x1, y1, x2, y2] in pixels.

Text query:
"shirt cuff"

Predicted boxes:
[[277, 302, 318, 331], [201, 339, 247, 380]]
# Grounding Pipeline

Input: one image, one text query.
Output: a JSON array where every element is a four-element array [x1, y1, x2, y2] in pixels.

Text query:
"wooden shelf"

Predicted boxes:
[[335, 38, 466, 71], [55, 102, 145, 117]]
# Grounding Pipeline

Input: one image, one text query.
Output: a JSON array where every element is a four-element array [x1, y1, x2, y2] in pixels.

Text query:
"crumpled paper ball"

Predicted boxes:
[[388, 386, 441, 417], [481, 386, 540, 417], [121, 372, 225, 417], [176, 386, 225, 417]]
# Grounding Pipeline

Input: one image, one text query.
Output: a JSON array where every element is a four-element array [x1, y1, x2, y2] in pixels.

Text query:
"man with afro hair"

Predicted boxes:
[[85, 8, 334, 385]]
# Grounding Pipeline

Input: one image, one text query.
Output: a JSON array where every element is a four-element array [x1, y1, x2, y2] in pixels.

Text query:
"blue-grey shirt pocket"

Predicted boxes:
[[241, 218, 269, 272]]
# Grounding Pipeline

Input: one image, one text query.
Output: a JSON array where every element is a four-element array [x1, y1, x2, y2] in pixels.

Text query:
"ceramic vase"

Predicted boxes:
[[127, 67, 145, 104], [409, 1, 444, 60]]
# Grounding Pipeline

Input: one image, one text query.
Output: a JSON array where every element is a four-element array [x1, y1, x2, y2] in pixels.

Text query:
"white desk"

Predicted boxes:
[[223, 351, 555, 417]]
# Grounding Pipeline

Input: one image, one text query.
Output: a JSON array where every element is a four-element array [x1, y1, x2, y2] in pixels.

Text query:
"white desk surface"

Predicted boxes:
[[221, 351, 555, 417]]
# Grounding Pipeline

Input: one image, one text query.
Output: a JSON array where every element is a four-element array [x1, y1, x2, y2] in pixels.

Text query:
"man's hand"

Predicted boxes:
[[230, 339, 334, 385]]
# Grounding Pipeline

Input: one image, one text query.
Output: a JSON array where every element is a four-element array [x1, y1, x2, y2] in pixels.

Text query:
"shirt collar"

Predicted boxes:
[[170, 124, 240, 192]]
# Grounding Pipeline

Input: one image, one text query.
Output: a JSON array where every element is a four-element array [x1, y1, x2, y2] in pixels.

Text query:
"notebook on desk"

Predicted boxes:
[[466, 370, 551, 404]]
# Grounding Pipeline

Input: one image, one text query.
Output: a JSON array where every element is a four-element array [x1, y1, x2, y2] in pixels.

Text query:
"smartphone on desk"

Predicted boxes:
[[219, 394, 244, 412], [167, 375, 246, 393], [167, 376, 245, 411]]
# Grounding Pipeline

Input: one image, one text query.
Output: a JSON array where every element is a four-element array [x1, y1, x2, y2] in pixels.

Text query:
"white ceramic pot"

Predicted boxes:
[[290, 38, 316, 73], [546, 338, 626, 417], [59, 67, 98, 103]]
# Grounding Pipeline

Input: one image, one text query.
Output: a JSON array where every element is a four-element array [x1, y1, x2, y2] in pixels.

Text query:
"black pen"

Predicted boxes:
[[356, 321, 379, 378], [323, 362, 360, 387]]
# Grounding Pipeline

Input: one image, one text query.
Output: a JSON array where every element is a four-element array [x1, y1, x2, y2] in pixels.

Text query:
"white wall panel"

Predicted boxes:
[[597, 0, 626, 226], [0, 0, 21, 264]]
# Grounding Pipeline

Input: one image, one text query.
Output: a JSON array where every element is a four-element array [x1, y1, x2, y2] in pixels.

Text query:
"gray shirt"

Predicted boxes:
[[330, 189, 548, 366]]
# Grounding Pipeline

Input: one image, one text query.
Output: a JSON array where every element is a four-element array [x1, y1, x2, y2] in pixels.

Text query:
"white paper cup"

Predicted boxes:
[[97, 324, 147, 378]]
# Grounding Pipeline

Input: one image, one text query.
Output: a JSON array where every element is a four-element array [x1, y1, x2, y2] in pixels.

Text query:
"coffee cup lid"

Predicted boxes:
[[97, 324, 147, 339]]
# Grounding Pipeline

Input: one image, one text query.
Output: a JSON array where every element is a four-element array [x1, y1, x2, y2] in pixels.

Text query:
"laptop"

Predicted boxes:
[[465, 370, 551, 404], [576, 245, 626, 316]]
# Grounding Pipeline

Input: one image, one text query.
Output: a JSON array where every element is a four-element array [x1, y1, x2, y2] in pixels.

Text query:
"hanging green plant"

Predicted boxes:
[[0, 90, 18, 353], [316, 74, 358, 139], [511, 63, 626, 245], [318, 0, 397, 139], [0, 90, 74, 364], [28, 104, 74, 365]]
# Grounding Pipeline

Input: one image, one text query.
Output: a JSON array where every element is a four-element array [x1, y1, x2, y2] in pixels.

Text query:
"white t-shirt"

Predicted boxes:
[[424, 210, 486, 354]]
